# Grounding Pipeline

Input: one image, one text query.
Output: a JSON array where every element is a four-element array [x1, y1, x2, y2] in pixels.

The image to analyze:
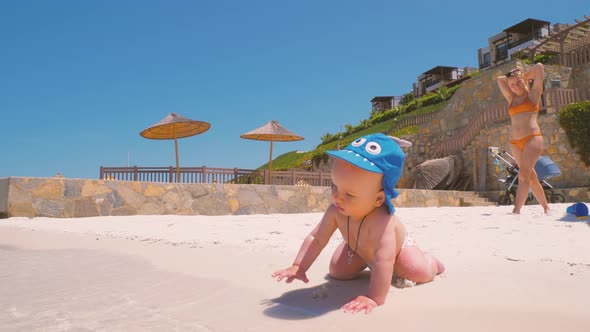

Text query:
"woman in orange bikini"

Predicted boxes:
[[497, 63, 550, 214]]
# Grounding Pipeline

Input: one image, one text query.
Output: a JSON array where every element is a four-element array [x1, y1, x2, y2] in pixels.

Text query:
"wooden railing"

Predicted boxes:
[[100, 166, 261, 184], [563, 43, 590, 67], [385, 111, 440, 136], [431, 88, 578, 158], [264, 169, 331, 186], [99, 166, 332, 187], [430, 102, 508, 158]]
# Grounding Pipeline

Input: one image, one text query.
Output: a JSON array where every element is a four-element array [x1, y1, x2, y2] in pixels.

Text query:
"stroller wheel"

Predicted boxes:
[[498, 194, 513, 206], [548, 192, 565, 203]]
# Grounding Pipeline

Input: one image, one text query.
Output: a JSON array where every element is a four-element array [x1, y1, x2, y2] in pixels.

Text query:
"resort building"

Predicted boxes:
[[370, 96, 402, 112], [477, 18, 551, 70], [412, 66, 474, 98]]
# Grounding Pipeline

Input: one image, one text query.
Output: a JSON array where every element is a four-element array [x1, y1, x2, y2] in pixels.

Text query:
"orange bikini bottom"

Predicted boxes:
[[510, 132, 542, 150]]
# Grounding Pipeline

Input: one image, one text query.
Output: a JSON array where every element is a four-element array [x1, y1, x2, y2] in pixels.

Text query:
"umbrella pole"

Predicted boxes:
[[174, 137, 180, 183], [268, 140, 273, 184]]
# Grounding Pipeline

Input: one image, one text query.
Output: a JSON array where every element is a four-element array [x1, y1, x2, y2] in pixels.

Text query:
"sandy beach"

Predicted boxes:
[[1, 203, 589, 331]]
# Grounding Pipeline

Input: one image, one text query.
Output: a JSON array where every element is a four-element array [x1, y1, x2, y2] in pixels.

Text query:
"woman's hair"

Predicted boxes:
[[506, 68, 531, 92], [505, 68, 521, 78]]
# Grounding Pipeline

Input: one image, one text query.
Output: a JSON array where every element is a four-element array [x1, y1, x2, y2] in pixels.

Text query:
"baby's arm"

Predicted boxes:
[[272, 206, 338, 283], [342, 216, 397, 314], [367, 231, 397, 305]]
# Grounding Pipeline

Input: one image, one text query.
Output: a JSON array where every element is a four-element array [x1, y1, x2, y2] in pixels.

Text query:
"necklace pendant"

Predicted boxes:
[[346, 250, 354, 264]]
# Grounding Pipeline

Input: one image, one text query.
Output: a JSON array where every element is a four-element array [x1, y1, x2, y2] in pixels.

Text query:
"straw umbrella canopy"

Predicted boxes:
[[140, 113, 210, 182], [240, 120, 304, 181], [410, 154, 463, 190], [410, 158, 450, 190]]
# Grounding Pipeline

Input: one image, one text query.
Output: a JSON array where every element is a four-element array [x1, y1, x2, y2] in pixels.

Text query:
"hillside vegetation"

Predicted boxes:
[[258, 84, 465, 171]]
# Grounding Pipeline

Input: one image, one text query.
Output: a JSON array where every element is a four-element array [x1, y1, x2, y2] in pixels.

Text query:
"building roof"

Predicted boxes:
[[370, 96, 396, 102], [504, 18, 550, 34], [422, 66, 457, 76]]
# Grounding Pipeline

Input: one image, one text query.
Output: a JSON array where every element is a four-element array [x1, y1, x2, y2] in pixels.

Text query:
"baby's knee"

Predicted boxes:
[[401, 260, 438, 284], [409, 269, 436, 284], [329, 271, 358, 280], [329, 265, 359, 280]]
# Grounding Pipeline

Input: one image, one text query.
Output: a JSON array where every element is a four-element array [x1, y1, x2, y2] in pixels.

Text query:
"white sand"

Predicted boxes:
[[1, 203, 589, 331]]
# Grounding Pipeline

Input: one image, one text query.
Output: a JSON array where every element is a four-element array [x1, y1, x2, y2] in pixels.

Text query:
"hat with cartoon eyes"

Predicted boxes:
[[326, 133, 410, 214]]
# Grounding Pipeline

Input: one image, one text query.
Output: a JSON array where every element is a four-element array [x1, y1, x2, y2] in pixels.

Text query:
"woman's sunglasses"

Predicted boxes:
[[505, 69, 521, 78]]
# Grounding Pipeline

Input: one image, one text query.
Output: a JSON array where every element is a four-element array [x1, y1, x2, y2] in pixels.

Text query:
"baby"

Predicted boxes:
[[272, 133, 444, 314]]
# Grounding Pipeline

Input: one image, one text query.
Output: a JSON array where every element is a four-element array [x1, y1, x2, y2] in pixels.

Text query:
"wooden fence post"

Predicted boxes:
[[478, 148, 487, 192]]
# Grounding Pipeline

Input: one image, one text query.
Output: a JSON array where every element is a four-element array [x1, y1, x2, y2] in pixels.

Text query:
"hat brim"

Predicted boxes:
[[327, 150, 383, 174]]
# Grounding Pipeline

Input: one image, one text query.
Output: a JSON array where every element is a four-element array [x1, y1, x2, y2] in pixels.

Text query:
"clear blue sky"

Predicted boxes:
[[0, 1, 585, 179]]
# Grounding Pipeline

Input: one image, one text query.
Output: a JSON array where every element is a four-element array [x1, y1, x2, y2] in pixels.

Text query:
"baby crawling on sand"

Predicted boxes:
[[272, 134, 444, 314]]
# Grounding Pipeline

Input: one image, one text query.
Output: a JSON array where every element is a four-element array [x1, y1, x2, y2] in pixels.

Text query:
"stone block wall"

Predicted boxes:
[[1, 177, 509, 218], [0, 177, 333, 218], [0, 178, 8, 218], [570, 62, 590, 99]]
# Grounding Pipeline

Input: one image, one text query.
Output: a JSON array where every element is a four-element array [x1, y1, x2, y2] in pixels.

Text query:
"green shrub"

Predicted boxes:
[[311, 148, 330, 169], [558, 101, 590, 165]]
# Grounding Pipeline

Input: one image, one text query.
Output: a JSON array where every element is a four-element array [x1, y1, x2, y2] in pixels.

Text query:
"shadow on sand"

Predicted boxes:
[[262, 271, 372, 320], [558, 214, 590, 226]]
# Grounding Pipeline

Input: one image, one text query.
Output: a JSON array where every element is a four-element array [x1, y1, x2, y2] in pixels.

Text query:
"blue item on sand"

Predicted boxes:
[[566, 202, 589, 219]]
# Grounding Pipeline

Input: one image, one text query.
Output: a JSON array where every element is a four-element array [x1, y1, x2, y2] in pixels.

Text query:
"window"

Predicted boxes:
[[483, 53, 491, 66], [496, 42, 508, 60]]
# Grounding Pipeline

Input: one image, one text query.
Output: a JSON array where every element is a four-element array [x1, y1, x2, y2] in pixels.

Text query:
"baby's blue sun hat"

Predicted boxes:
[[326, 133, 408, 214]]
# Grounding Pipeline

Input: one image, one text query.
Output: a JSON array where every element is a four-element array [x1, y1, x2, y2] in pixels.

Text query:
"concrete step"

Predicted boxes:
[[458, 193, 497, 207]]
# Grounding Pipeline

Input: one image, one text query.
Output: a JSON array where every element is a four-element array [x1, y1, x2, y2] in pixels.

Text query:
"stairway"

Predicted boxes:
[[458, 191, 496, 207]]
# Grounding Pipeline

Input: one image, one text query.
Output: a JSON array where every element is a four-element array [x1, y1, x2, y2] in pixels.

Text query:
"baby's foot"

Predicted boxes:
[[392, 275, 416, 288], [435, 257, 445, 275]]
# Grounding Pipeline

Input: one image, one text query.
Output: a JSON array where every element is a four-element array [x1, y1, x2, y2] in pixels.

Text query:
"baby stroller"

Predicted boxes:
[[488, 147, 565, 205]]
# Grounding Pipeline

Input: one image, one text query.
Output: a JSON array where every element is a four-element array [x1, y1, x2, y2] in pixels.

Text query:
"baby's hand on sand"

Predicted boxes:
[[341, 295, 378, 314], [272, 265, 309, 283]]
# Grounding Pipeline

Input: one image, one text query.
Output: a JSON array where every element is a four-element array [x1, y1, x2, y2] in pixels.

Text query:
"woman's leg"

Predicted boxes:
[[524, 138, 550, 213], [510, 136, 544, 214], [528, 167, 550, 212]]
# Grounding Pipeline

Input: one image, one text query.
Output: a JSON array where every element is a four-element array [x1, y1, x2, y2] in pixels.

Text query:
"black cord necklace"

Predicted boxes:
[[346, 215, 367, 264]]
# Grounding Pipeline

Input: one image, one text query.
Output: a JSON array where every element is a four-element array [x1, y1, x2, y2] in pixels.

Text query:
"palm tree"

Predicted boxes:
[[360, 119, 371, 129], [320, 133, 333, 143]]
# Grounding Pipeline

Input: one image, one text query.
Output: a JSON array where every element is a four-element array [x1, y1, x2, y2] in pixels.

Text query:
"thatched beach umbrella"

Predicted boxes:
[[410, 158, 450, 189], [240, 120, 304, 181], [410, 154, 463, 190], [140, 113, 210, 182]]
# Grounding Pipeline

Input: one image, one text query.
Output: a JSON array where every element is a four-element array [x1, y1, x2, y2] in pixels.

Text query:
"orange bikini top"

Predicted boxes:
[[508, 98, 539, 116]]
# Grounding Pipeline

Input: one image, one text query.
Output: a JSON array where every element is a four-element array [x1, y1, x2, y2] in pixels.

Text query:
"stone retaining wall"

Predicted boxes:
[[1, 177, 588, 218], [0, 177, 465, 218]]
